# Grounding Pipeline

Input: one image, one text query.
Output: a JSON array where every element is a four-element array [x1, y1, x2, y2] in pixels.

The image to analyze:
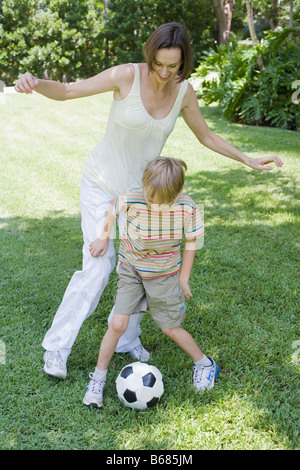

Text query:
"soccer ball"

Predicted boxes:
[[115, 362, 164, 410]]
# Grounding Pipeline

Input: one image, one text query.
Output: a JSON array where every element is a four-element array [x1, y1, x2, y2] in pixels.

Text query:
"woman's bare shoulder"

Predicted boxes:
[[181, 81, 199, 110]]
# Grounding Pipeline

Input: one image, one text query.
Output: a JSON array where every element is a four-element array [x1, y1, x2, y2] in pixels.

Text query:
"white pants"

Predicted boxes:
[[42, 175, 144, 353]]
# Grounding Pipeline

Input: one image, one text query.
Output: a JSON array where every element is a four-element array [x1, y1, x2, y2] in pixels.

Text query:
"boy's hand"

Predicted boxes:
[[180, 277, 193, 299], [89, 238, 109, 257]]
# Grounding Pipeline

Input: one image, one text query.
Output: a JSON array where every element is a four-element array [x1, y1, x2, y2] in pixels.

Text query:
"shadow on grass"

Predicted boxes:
[[185, 166, 299, 219], [0, 167, 299, 449]]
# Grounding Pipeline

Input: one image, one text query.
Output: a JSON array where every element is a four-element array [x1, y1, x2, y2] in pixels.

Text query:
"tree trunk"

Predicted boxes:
[[224, 0, 235, 42], [289, 0, 294, 40], [245, 0, 265, 70], [102, 0, 109, 68], [211, 0, 235, 45]]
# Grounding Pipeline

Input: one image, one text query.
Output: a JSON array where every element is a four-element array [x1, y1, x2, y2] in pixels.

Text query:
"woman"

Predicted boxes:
[[15, 23, 282, 380]]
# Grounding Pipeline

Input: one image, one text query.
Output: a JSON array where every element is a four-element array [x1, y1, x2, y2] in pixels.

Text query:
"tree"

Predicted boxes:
[[289, 0, 294, 39], [211, 0, 235, 44], [245, 0, 265, 70], [243, 0, 299, 33], [104, 0, 217, 68], [246, 0, 259, 43], [0, 0, 106, 84]]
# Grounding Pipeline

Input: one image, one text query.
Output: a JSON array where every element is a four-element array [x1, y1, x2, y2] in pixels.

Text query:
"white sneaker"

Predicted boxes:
[[129, 344, 150, 362], [43, 351, 67, 379], [83, 372, 106, 408], [193, 357, 219, 394]]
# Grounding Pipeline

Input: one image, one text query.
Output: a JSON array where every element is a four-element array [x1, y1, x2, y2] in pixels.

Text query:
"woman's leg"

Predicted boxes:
[[42, 176, 146, 362], [42, 176, 116, 353]]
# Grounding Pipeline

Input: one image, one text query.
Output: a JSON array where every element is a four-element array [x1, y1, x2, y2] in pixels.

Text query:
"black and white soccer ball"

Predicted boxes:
[[115, 362, 164, 410]]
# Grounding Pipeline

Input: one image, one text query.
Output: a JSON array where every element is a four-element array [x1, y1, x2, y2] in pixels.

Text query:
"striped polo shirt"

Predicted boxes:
[[112, 190, 204, 279]]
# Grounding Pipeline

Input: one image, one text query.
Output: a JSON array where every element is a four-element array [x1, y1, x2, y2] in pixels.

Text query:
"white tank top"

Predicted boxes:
[[83, 63, 188, 197]]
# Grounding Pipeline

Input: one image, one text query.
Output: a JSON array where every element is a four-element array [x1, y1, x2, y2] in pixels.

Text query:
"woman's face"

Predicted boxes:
[[151, 47, 182, 84]]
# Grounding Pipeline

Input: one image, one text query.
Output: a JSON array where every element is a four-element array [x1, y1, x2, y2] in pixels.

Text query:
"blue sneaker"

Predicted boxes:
[[193, 357, 219, 394]]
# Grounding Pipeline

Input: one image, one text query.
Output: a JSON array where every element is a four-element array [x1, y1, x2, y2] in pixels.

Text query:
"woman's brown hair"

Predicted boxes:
[[143, 22, 193, 82]]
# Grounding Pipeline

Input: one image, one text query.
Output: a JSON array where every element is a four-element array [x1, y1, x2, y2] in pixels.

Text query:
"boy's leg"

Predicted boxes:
[[97, 314, 130, 371], [161, 326, 203, 362], [111, 263, 149, 361], [114, 214, 149, 359], [144, 272, 219, 394], [107, 306, 149, 360], [83, 314, 130, 408], [162, 326, 219, 393]]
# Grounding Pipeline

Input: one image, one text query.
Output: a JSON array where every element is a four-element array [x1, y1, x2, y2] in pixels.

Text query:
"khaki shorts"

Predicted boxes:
[[114, 263, 186, 330]]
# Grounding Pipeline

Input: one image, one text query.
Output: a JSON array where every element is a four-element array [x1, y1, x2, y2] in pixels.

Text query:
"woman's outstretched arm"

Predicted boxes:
[[181, 83, 283, 171]]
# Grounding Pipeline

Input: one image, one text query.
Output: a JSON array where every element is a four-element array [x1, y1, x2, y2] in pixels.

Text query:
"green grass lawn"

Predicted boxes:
[[0, 91, 299, 450]]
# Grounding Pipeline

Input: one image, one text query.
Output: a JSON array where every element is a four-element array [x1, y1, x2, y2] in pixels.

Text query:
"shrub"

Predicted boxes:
[[192, 29, 300, 131]]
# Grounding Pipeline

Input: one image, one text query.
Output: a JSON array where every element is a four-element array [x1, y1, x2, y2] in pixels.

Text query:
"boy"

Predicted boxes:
[[83, 157, 219, 408]]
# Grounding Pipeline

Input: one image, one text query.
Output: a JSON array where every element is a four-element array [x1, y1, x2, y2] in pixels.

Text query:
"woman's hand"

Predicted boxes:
[[246, 155, 283, 171], [14, 72, 39, 94], [89, 238, 109, 257]]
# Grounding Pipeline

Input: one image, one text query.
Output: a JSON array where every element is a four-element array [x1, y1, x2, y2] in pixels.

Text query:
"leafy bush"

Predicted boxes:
[[0, 0, 217, 85], [192, 29, 300, 131], [0, 0, 106, 84]]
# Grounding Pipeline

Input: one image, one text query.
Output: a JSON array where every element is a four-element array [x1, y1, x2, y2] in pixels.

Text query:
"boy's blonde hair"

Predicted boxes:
[[142, 157, 187, 204]]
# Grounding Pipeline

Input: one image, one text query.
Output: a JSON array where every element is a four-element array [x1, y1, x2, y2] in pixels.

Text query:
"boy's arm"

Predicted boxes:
[[89, 202, 117, 257], [179, 238, 197, 299]]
